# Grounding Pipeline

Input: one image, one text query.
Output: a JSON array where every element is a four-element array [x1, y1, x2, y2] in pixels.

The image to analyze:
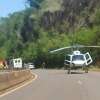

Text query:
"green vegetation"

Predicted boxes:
[[0, 0, 100, 68]]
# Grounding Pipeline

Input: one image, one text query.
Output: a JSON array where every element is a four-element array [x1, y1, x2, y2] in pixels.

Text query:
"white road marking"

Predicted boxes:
[[78, 80, 82, 85], [0, 73, 38, 98]]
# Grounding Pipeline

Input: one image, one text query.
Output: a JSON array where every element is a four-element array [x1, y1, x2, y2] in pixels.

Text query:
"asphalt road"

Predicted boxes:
[[1, 69, 100, 100]]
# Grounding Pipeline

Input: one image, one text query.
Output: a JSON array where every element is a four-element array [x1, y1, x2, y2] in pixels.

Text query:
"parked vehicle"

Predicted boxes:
[[10, 58, 23, 69], [28, 63, 35, 69], [0, 60, 8, 69]]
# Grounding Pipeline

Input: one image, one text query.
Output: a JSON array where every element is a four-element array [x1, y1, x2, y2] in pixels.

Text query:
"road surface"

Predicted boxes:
[[1, 69, 100, 100]]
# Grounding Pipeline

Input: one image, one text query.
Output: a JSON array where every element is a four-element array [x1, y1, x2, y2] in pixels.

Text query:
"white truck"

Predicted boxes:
[[10, 58, 23, 69]]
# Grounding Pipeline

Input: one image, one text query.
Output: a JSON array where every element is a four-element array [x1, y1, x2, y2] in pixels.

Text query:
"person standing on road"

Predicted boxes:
[[42, 62, 46, 69]]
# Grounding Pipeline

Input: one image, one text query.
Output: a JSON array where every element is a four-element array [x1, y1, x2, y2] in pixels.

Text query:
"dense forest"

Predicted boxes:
[[0, 0, 100, 68]]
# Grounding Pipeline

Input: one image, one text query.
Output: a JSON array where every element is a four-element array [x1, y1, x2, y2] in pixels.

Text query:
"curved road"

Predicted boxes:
[[1, 69, 100, 100]]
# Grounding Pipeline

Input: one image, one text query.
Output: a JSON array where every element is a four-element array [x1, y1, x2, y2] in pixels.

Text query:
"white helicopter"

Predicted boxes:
[[50, 45, 100, 74]]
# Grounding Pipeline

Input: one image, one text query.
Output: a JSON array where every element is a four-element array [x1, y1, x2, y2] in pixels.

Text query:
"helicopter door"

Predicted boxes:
[[64, 55, 70, 65], [85, 52, 93, 66]]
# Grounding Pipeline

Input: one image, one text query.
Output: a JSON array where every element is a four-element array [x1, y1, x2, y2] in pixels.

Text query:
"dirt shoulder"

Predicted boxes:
[[0, 70, 34, 94]]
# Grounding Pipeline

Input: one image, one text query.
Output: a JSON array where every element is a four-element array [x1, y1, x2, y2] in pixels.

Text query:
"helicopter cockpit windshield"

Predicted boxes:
[[72, 55, 84, 61]]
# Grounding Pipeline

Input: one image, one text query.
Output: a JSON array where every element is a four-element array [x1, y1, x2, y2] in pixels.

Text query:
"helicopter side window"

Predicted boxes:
[[85, 54, 89, 59], [65, 55, 70, 61], [72, 55, 84, 61]]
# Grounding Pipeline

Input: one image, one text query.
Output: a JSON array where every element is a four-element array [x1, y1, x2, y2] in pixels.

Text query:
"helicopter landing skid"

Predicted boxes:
[[65, 65, 89, 74], [83, 67, 89, 73], [67, 68, 71, 74]]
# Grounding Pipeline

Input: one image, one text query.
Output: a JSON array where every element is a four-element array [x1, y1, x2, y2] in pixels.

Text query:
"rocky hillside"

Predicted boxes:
[[0, 0, 100, 67], [41, 0, 100, 33]]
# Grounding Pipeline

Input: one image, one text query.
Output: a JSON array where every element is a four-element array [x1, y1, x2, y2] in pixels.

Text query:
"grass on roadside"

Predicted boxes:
[[89, 66, 100, 72]]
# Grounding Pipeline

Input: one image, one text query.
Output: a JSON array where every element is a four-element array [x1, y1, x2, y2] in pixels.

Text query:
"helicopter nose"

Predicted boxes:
[[73, 61, 85, 66]]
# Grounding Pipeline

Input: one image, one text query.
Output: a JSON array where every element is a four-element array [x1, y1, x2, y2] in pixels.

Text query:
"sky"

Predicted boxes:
[[0, 0, 25, 17]]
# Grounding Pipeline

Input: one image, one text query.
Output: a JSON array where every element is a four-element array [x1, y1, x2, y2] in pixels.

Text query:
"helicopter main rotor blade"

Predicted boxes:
[[50, 46, 71, 53], [50, 45, 100, 53], [78, 45, 100, 48]]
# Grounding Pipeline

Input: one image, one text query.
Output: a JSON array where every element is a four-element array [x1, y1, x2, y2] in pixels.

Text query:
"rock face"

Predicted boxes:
[[41, 0, 100, 33]]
